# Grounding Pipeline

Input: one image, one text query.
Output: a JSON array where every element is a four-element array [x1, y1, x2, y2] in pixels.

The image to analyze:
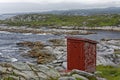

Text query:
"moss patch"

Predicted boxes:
[[114, 49, 120, 54], [96, 65, 120, 80], [16, 41, 44, 49], [48, 39, 65, 46]]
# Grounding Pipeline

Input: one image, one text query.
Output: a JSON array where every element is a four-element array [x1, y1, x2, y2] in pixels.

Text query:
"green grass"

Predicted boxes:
[[96, 65, 120, 80], [3, 77, 14, 80], [2, 14, 120, 27], [114, 49, 120, 54], [76, 78, 83, 80]]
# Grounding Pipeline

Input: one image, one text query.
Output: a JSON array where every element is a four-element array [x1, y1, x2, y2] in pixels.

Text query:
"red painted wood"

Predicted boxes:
[[66, 37, 97, 73], [67, 40, 85, 70]]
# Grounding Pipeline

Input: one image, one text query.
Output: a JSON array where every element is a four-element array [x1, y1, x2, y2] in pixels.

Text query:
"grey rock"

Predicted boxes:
[[37, 72, 48, 79], [70, 69, 94, 76], [37, 65, 60, 78], [0, 66, 7, 73], [70, 69, 97, 80], [0, 62, 60, 80], [11, 62, 31, 70], [97, 77, 107, 80], [22, 71, 38, 78], [55, 66, 65, 72], [58, 77, 76, 80], [13, 69, 30, 79], [62, 62, 67, 69], [97, 54, 120, 66], [72, 74, 89, 80]]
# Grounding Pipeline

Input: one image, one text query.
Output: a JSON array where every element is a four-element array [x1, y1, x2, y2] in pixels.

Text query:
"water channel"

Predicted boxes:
[[0, 30, 120, 62]]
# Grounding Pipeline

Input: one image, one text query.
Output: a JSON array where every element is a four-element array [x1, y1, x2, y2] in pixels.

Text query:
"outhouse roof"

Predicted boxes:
[[66, 36, 98, 44]]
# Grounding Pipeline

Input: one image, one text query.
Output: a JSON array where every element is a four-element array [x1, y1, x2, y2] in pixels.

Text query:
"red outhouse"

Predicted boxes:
[[66, 36, 98, 72]]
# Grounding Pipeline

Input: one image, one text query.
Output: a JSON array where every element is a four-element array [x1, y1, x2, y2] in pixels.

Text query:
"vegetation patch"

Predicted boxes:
[[2, 14, 120, 27], [114, 49, 120, 54], [17, 41, 44, 49], [26, 47, 56, 64], [96, 65, 120, 80], [3, 77, 14, 80], [48, 39, 65, 46], [17, 41, 55, 64]]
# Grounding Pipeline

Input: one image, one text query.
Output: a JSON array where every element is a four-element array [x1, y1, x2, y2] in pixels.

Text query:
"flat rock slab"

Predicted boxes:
[[0, 62, 60, 80]]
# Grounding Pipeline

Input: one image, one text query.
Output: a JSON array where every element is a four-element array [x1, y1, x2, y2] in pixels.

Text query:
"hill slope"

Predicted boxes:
[[1, 14, 120, 27]]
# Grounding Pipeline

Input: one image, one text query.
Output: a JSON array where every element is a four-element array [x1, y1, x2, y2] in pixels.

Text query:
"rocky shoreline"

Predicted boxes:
[[0, 38, 119, 80], [0, 26, 95, 35], [0, 62, 101, 80], [80, 26, 120, 31], [60, 26, 120, 31], [0, 26, 120, 80], [0, 26, 120, 35]]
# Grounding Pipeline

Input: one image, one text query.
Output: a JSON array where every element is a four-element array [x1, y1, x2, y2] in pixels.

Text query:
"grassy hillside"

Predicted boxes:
[[1, 14, 120, 27]]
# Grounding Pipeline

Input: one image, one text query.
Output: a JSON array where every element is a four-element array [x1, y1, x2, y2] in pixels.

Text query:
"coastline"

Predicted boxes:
[[0, 26, 96, 35], [0, 26, 120, 34], [0, 25, 120, 80], [59, 26, 120, 31], [76, 26, 120, 31]]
